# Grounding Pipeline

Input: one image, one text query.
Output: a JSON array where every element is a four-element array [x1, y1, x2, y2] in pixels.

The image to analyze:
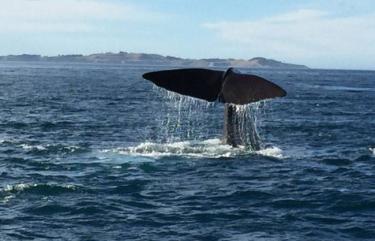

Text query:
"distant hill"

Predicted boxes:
[[0, 52, 308, 69]]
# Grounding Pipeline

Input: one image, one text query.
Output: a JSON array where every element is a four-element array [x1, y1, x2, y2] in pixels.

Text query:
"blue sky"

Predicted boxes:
[[0, 0, 374, 69]]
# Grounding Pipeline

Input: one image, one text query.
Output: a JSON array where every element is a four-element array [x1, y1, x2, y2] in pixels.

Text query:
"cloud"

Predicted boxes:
[[203, 9, 375, 68], [0, 0, 162, 33]]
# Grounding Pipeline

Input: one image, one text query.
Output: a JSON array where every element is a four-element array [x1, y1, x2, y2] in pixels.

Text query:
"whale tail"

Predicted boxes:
[[143, 68, 286, 105], [143, 68, 287, 148]]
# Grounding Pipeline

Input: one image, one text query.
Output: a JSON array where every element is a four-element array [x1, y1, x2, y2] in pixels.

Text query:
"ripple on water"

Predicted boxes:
[[19, 143, 90, 155], [0, 137, 90, 156], [320, 158, 352, 166]]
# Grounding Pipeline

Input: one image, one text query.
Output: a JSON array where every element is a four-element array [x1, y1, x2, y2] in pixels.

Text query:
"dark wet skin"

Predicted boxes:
[[223, 104, 260, 150]]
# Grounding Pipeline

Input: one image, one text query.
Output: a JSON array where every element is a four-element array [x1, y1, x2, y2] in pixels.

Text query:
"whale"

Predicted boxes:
[[143, 68, 286, 149]]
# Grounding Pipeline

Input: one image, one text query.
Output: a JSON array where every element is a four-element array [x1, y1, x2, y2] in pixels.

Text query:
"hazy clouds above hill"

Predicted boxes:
[[0, 0, 374, 70]]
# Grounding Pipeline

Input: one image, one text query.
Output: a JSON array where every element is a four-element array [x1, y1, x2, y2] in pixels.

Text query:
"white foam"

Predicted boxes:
[[370, 147, 375, 156], [101, 139, 284, 159], [19, 144, 47, 151], [1, 137, 84, 152], [1, 183, 77, 203], [3, 183, 35, 192], [2, 183, 37, 203], [101, 139, 236, 158], [18, 143, 81, 152], [256, 146, 284, 159], [2, 183, 76, 192], [63, 146, 82, 153]]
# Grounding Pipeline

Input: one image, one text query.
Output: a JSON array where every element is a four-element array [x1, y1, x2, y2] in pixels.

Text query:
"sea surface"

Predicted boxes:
[[0, 62, 374, 240]]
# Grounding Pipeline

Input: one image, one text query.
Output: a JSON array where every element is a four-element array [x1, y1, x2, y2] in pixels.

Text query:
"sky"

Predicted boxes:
[[0, 0, 374, 70]]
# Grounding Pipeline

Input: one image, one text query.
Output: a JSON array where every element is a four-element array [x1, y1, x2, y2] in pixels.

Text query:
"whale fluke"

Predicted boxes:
[[142, 67, 287, 148], [143, 68, 286, 105]]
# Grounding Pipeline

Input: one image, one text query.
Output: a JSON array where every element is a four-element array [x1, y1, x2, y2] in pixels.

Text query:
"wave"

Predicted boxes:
[[19, 143, 88, 155], [2, 183, 78, 193], [0, 137, 18, 144], [1, 183, 79, 203], [0, 137, 89, 155], [19, 144, 81, 152], [101, 139, 284, 159]]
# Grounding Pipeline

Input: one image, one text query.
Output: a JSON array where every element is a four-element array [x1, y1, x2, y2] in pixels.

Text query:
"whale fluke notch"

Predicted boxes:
[[143, 68, 286, 105]]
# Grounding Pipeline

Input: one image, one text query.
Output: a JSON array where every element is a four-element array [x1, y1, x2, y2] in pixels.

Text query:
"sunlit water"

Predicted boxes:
[[0, 62, 374, 240]]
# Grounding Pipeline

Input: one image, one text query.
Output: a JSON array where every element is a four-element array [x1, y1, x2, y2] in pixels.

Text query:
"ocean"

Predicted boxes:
[[0, 62, 374, 240]]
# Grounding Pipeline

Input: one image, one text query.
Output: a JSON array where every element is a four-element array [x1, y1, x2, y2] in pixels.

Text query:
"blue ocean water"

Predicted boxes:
[[0, 62, 374, 240]]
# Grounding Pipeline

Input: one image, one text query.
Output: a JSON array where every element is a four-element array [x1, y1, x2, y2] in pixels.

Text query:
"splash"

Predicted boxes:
[[145, 86, 279, 159], [152, 87, 268, 149], [256, 146, 284, 159], [102, 139, 238, 158], [101, 139, 284, 159]]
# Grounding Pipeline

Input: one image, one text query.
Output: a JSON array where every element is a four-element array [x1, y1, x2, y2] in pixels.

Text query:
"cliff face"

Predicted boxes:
[[0, 52, 308, 69]]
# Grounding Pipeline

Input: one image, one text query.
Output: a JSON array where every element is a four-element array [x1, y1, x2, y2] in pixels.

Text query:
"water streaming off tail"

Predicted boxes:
[[101, 87, 275, 159], [151, 87, 267, 148], [229, 103, 263, 150]]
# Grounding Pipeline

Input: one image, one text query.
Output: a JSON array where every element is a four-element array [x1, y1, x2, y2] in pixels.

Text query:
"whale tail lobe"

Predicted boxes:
[[143, 68, 286, 105]]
